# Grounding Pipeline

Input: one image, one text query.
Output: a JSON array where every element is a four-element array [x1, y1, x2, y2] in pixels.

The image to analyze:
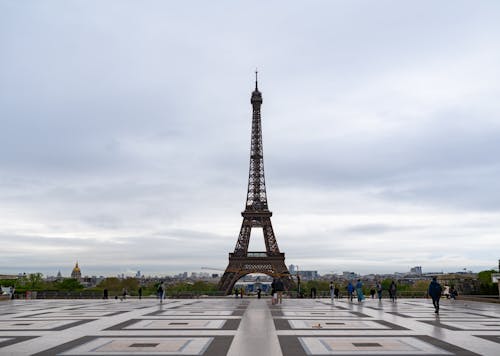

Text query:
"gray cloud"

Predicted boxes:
[[1, 1, 499, 276]]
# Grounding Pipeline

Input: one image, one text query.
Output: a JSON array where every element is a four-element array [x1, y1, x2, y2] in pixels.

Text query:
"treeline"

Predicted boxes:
[[2, 270, 498, 298], [0, 275, 221, 298]]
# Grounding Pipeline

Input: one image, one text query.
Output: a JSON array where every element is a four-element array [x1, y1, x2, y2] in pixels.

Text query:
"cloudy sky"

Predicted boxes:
[[1, 1, 499, 277]]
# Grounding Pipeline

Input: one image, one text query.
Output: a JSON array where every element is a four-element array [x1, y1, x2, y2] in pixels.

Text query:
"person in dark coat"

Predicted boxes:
[[157, 285, 164, 304], [376, 282, 383, 301], [428, 277, 443, 314], [370, 287, 376, 299], [389, 281, 397, 303], [310, 286, 317, 299], [274, 277, 285, 304]]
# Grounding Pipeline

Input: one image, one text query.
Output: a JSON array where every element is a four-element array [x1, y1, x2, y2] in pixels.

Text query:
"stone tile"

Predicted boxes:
[[279, 335, 480, 355], [1, 298, 499, 355]]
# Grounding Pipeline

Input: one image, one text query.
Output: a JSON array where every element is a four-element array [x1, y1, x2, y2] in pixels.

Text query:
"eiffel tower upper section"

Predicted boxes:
[[245, 71, 269, 212]]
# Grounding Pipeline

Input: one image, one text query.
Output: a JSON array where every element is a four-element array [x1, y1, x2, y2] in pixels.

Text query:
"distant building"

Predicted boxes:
[[71, 261, 82, 280], [298, 270, 318, 281], [343, 271, 357, 280], [410, 266, 422, 275], [289, 264, 296, 274]]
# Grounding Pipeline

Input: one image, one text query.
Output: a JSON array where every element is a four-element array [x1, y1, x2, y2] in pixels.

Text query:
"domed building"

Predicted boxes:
[[71, 261, 82, 280]]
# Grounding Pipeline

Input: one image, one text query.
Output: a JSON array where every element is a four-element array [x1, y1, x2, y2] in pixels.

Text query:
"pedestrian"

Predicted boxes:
[[275, 277, 285, 304], [234, 288, 239, 298], [257, 288, 262, 299], [334, 286, 339, 299], [376, 282, 383, 301], [138, 287, 142, 300], [157, 284, 164, 304], [347, 281, 355, 302], [122, 288, 127, 301], [389, 281, 397, 303], [310, 286, 317, 299], [428, 277, 443, 314], [240, 287, 244, 299], [370, 287, 376, 299], [103, 288, 108, 300], [329, 282, 335, 304], [355, 279, 365, 302], [271, 278, 277, 304], [450, 286, 458, 301], [443, 285, 450, 299]]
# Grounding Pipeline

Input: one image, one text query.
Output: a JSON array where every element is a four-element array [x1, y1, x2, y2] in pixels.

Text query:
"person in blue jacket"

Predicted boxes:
[[355, 279, 365, 302], [347, 281, 355, 302]]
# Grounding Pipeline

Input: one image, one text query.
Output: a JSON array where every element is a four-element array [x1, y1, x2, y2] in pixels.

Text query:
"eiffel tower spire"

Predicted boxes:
[[246, 69, 267, 211], [218, 74, 292, 294]]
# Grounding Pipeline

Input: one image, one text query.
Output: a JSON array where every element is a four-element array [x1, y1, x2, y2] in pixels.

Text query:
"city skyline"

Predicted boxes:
[[1, 1, 500, 277]]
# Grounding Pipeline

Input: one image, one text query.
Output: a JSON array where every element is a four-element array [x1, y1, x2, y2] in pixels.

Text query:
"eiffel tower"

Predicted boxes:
[[218, 73, 292, 294]]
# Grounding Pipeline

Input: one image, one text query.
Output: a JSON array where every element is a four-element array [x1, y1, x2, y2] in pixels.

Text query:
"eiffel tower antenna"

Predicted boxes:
[[218, 74, 292, 294]]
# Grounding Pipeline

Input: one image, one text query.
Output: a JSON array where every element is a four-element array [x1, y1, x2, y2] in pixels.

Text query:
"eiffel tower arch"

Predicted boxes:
[[218, 73, 293, 294]]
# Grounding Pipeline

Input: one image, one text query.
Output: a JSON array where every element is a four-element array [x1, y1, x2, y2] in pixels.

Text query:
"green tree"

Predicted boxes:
[[477, 270, 498, 294], [56, 278, 83, 291], [27, 273, 44, 290]]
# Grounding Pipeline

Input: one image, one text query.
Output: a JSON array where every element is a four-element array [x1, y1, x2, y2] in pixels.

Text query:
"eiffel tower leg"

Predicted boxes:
[[218, 270, 240, 295], [218, 254, 294, 295]]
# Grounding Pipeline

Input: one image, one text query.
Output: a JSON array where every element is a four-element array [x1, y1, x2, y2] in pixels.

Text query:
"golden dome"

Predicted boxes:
[[72, 262, 80, 273]]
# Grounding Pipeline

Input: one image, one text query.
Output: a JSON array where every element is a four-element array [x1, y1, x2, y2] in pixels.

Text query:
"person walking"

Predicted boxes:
[[355, 279, 365, 302], [329, 282, 335, 304], [157, 284, 164, 304], [271, 278, 276, 305], [376, 282, 383, 301], [428, 277, 443, 314], [310, 286, 317, 299], [389, 281, 397, 303], [449, 286, 458, 301], [103, 288, 108, 300], [257, 288, 262, 299], [275, 277, 285, 304], [347, 281, 355, 302], [370, 287, 376, 299]]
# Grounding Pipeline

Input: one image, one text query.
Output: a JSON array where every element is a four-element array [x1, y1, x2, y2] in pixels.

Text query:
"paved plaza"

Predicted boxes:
[[0, 297, 499, 355]]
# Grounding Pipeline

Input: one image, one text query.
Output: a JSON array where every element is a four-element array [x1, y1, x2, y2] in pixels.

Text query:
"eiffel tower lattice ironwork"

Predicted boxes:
[[218, 73, 292, 294]]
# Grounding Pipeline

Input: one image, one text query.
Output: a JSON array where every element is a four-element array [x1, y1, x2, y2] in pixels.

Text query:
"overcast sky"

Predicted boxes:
[[1, 1, 499, 277]]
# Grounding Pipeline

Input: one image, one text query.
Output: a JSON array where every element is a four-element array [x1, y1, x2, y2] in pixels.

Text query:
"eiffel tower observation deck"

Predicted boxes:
[[218, 73, 292, 294]]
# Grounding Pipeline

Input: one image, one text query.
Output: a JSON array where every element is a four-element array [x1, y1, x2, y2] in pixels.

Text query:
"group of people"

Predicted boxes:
[[340, 280, 398, 303], [338, 277, 453, 314], [101, 276, 452, 315]]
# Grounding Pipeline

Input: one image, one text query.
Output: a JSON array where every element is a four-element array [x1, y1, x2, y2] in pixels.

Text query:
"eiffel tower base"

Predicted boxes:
[[218, 252, 294, 295]]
